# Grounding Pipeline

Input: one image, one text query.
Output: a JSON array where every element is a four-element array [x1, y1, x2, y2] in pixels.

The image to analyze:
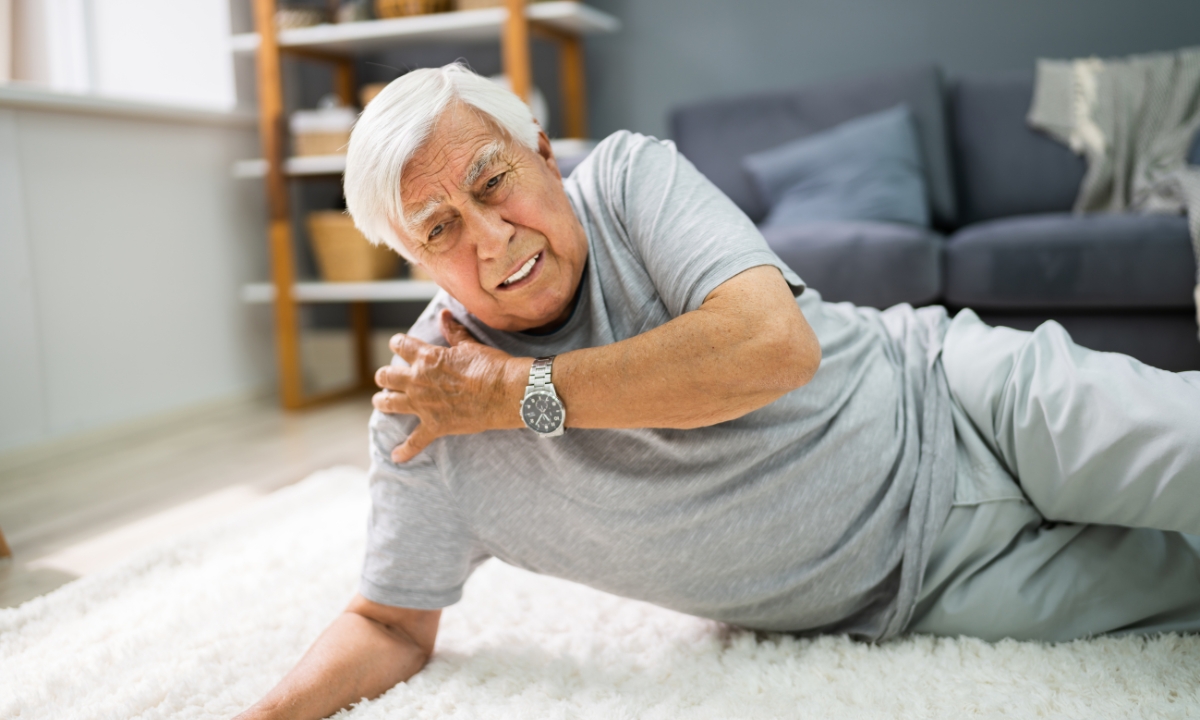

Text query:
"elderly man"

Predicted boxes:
[[236, 64, 1200, 720]]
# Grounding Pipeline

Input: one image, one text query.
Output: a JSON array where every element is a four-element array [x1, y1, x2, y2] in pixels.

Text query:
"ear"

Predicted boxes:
[[536, 130, 562, 181]]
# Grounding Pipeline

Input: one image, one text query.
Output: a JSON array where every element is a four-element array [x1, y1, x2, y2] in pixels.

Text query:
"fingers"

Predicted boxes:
[[439, 309, 479, 347], [372, 389, 414, 415], [391, 423, 438, 464], [388, 333, 428, 363], [374, 364, 411, 392]]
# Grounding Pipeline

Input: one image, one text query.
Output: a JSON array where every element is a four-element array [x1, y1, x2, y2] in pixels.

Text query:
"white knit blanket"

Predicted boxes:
[[1028, 47, 1200, 333], [2, 467, 1197, 719]]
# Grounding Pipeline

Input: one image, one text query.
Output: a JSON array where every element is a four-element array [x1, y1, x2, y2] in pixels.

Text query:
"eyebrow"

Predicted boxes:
[[462, 141, 504, 188], [405, 197, 443, 231], [403, 141, 504, 233]]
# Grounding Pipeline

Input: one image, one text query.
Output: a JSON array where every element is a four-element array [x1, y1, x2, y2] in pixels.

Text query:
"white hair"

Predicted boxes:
[[343, 62, 541, 261]]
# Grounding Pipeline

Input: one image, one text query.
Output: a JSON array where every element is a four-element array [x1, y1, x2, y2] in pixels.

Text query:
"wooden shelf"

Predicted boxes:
[[232, 139, 596, 179], [230, 2, 619, 55], [242, 279, 440, 304]]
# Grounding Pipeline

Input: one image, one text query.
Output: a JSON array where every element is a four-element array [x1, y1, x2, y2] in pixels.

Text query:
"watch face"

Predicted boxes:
[[521, 391, 563, 434]]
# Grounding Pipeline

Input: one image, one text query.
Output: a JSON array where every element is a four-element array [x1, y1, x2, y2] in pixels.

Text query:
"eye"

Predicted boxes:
[[485, 172, 506, 191], [428, 222, 445, 240]]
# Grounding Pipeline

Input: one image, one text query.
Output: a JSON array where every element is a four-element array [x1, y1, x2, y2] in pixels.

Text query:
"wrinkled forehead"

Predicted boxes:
[[400, 106, 509, 220], [403, 140, 503, 226]]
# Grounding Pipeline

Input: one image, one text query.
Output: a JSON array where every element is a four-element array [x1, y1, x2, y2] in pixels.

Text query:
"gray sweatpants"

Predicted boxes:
[[906, 309, 1200, 642]]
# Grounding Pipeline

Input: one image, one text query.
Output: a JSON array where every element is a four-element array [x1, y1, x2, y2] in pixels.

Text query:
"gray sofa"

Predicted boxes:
[[668, 66, 1200, 372]]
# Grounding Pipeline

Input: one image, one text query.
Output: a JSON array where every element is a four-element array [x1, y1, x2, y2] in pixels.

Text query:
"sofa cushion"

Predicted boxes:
[[950, 75, 1087, 226], [743, 105, 929, 229], [557, 151, 591, 178], [761, 221, 943, 309], [945, 213, 1196, 310], [671, 65, 956, 227]]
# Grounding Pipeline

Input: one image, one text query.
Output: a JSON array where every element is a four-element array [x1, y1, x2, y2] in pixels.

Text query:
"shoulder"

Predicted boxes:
[[573, 131, 678, 180], [404, 292, 455, 347], [593, 129, 673, 159], [564, 133, 693, 239]]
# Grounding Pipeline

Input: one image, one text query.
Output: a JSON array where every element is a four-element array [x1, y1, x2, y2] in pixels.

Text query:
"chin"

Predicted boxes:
[[471, 282, 575, 332]]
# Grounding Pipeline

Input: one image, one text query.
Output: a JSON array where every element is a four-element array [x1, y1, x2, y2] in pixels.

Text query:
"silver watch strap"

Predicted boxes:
[[529, 356, 555, 388]]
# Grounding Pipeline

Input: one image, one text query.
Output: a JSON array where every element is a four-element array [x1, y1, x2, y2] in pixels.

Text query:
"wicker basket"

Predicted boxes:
[[455, 0, 503, 9], [293, 131, 351, 157], [375, 0, 451, 18], [455, 0, 549, 9], [290, 101, 356, 156], [275, 7, 326, 29], [306, 211, 401, 282]]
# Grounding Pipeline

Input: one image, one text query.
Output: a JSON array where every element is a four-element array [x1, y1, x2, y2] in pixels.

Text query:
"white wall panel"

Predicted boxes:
[[0, 97, 271, 452], [0, 109, 48, 452]]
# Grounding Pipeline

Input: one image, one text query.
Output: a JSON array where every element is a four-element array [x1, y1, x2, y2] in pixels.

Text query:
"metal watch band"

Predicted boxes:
[[522, 355, 564, 438], [529, 356, 555, 388]]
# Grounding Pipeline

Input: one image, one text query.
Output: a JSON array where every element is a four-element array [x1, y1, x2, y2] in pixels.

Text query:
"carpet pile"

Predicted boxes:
[[2, 467, 1196, 719]]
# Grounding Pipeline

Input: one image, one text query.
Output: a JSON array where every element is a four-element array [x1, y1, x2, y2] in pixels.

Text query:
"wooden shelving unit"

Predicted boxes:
[[241, 0, 618, 409]]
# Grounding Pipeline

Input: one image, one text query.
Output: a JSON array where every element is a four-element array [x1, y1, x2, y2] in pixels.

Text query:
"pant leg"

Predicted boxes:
[[942, 308, 1200, 535], [907, 397, 1200, 642]]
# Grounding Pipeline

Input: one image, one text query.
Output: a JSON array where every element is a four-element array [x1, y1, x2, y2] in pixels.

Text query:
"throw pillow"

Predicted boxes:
[[742, 105, 930, 229]]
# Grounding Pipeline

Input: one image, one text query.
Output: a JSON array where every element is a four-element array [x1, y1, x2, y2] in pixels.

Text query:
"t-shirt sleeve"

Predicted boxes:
[[359, 379, 489, 609], [595, 131, 805, 317]]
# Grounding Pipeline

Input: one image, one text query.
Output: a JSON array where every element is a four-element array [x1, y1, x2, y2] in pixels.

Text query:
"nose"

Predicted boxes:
[[471, 205, 513, 261]]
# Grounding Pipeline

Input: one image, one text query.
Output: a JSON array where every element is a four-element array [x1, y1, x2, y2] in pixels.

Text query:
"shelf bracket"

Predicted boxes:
[[503, 0, 532, 102], [529, 21, 588, 139]]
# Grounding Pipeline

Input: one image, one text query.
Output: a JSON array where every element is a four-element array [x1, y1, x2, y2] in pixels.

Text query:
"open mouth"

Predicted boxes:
[[498, 251, 543, 290]]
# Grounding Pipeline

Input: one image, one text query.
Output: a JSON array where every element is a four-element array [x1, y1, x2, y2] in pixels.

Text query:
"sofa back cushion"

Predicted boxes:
[[743, 105, 930, 228], [670, 65, 956, 227], [951, 75, 1086, 226]]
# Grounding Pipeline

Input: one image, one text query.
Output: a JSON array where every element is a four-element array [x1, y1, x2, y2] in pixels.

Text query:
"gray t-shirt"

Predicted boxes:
[[361, 131, 955, 641]]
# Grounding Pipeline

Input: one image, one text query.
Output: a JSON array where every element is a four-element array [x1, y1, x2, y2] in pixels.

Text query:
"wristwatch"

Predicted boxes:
[[520, 356, 565, 438]]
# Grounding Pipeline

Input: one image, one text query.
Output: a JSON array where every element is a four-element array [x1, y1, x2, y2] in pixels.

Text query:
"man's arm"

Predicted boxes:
[[235, 595, 439, 720], [554, 264, 816, 430], [375, 265, 820, 462]]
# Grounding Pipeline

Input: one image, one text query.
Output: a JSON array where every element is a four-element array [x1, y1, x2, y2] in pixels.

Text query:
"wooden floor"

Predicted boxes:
[[0, 393, 376, 608]]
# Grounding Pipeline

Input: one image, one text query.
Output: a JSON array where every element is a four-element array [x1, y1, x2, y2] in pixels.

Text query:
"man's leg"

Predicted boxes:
[[907, 398, 1200, 642], [942, 309, 1200, 535], [906, 310, 1200, 641]]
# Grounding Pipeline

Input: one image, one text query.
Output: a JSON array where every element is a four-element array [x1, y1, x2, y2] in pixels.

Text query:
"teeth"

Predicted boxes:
[[502, 254, 538, 286]]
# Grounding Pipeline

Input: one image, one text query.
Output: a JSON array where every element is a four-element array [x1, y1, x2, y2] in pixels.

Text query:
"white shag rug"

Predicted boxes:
[[2, 467, 1197, 720]]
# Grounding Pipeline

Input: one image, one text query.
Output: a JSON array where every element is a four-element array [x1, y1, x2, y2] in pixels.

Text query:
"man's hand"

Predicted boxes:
[[373, 310, 532, 463]]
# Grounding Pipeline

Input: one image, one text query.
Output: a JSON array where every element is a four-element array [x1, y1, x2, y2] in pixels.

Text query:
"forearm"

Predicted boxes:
[[482, 265, 815, 431], [235, 611, 430, 720], [554, 294, 815, 429]]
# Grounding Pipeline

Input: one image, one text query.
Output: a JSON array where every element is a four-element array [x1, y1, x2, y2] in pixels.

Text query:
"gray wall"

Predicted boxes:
[[582, 0, 1200, 140]]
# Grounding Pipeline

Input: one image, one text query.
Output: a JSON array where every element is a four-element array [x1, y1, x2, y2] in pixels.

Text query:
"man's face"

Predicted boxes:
[[395, 103, 588, 333]]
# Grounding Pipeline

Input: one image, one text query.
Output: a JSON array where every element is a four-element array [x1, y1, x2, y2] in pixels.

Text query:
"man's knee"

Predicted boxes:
[[942, 309, 1031, 457]]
